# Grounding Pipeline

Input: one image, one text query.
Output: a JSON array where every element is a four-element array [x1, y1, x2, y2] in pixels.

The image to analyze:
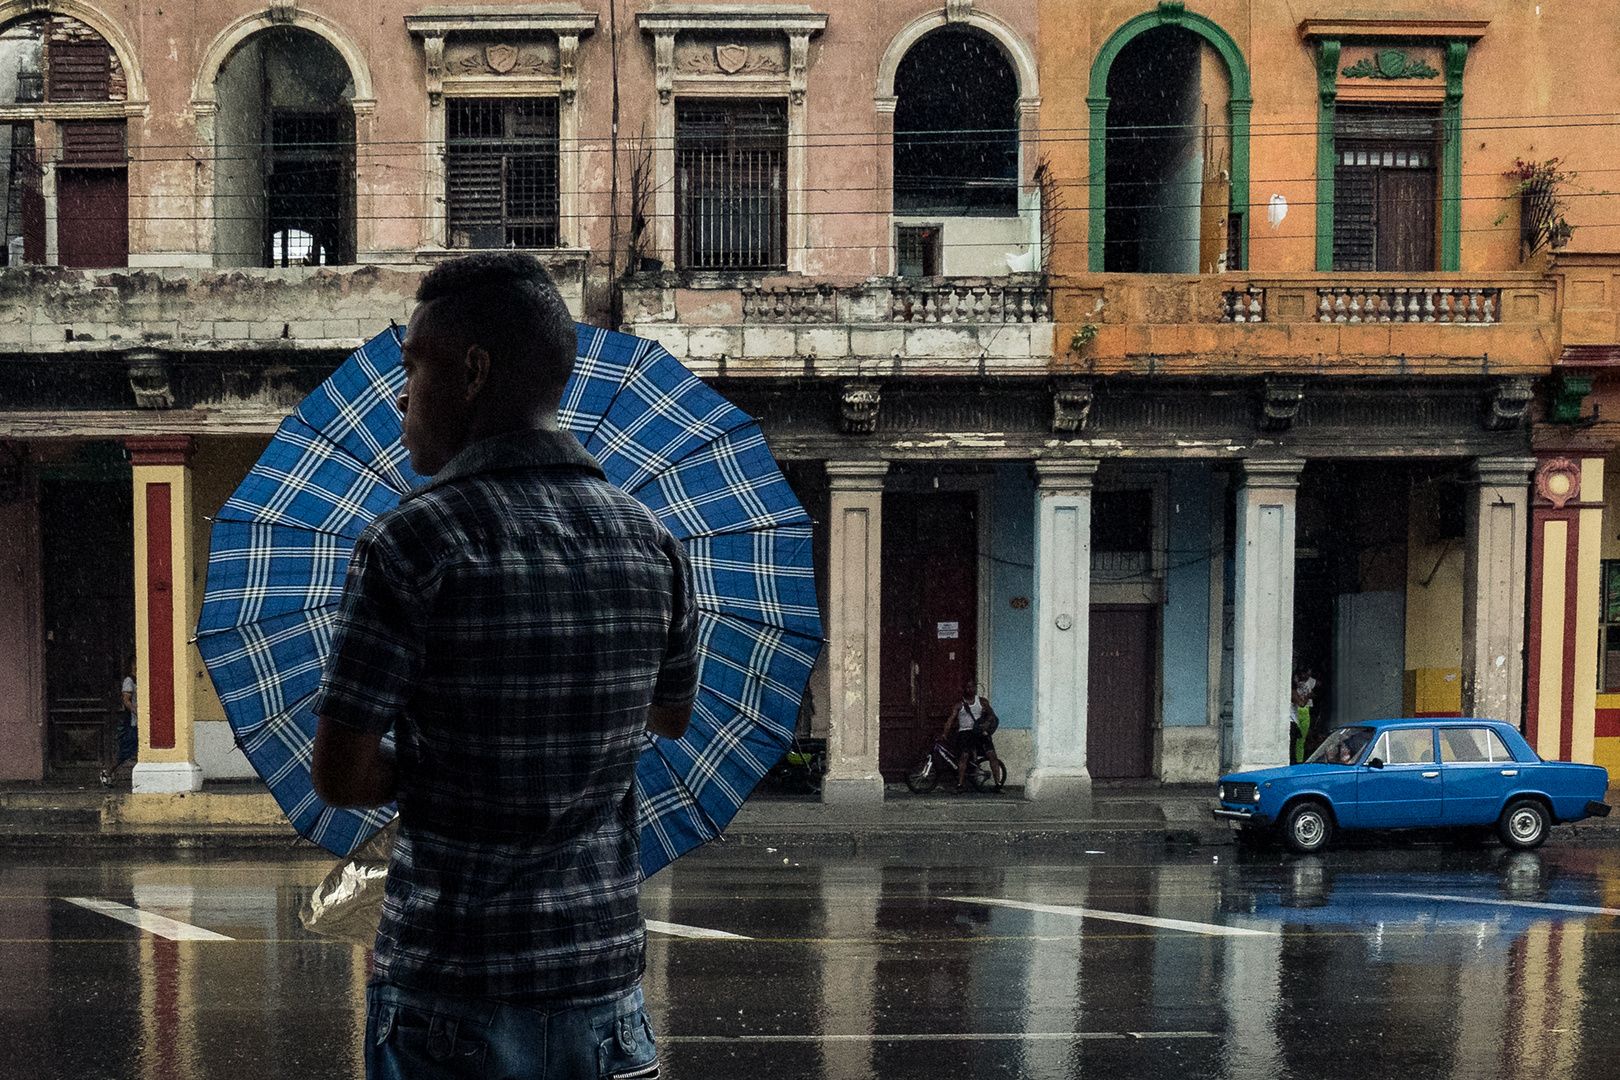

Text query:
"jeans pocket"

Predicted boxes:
[[376, 1002, 489, 1079], [597, 1007, 659, 1079]]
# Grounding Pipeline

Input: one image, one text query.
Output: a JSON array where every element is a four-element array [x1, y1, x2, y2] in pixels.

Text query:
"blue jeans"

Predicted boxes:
[[366, 981, 659, 1080]]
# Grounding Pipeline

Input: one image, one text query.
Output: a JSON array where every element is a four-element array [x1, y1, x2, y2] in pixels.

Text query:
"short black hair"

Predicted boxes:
[[414, 253, 576, 398]]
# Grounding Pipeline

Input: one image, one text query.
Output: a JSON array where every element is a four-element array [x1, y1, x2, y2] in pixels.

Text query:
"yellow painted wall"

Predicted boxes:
[[1405, 476, 1464, 714], [187, 437, 272, 725]]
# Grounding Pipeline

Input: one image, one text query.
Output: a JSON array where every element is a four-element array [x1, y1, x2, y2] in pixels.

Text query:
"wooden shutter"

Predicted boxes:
[[47, 43, 111, 102], [59, 122, 125, 166]]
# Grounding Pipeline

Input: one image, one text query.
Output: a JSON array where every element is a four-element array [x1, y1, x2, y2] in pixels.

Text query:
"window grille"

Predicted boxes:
[[445, 98, 560, 250], [266, 110, 355, 266], [896, 225, 941, 277], [47, 42, 110, 102], [676, 99, 787, 270]]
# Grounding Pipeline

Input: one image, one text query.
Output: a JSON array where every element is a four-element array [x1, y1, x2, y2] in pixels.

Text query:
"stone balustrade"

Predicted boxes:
[[1316, 285, 1500, 324], [735, 278, 1052, 326]]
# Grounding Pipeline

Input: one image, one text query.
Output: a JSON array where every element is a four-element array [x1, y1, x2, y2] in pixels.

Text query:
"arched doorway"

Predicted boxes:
[[1087, 9, 1251, 273], [213, 27, 355, 266], [890, 27, 1027, 277]]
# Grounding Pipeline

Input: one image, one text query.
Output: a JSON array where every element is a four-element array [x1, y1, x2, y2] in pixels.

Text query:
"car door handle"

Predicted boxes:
[[1501, 769, 1518, 776], [1422, 771, 1439, 778]]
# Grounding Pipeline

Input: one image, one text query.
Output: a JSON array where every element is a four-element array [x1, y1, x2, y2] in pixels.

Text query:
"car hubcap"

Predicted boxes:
[[1511, 809, 1541, 841], [1295, 814, 1322, 846]]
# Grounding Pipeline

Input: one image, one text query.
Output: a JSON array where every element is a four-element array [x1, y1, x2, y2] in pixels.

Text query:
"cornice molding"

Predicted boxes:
[[1298, 18, 1489, 42], [405, 5, 598, 35]]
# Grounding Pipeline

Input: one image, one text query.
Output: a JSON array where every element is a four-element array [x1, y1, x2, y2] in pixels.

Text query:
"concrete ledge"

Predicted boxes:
[[132, 762, 204, 794]]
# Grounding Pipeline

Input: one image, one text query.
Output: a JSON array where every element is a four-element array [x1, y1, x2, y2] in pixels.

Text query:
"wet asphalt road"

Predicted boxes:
[[3, 839, 1620, 1080]]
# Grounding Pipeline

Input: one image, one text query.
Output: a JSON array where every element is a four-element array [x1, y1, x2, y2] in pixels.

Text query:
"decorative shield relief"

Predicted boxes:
[[486, 44, 518, 74], [715, 44, 749, 74]]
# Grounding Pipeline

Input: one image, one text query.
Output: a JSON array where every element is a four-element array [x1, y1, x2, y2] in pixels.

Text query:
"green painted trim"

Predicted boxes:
[[1087, 96, 1109, 273], [1086, 5, 1253, 273], [1315, 40, 1340, 272], [1441, 40, 1469, 271]]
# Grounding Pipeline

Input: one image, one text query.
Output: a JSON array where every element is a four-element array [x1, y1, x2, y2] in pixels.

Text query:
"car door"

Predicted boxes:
[[1439, 726, 1518, 825], [1356, 727, 1441, 827]]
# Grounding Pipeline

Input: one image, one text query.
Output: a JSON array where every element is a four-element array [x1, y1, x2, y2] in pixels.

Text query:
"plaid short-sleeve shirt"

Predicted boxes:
[[311, 427, 700, 1007]]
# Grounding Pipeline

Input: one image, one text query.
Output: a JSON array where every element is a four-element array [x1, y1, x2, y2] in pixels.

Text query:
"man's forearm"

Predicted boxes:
[[312, 717, 398, 807]]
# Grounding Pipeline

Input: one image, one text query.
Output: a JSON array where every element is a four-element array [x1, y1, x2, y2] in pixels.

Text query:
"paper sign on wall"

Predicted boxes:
[[937, 621, 959, 639]]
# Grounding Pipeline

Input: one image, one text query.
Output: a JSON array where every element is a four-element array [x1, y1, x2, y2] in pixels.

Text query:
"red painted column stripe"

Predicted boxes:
[[1525, 508, 1547, 749], [146, 482, 175, 750], [1560, 513, 1581, 762]]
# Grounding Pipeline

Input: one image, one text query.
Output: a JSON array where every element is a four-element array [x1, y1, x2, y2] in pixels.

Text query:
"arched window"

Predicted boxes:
[[893, 30, 1018, 217], [214, 28, 355, 267], [0, 12, 129, 267]]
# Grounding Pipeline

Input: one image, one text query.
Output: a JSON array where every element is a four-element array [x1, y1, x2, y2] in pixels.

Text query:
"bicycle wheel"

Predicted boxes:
[[906, 754, 939, 793]]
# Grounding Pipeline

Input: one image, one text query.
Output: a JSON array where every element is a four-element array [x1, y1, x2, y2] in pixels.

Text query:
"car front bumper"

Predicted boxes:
[[1213, 808, 1272, 828]]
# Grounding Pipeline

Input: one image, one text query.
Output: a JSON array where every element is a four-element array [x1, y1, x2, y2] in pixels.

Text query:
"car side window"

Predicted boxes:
[[1368, 732, 1388, 763], [1385, 728, 1435, 765], [1440, 728, 1492, 763], [1485, 728, 1514, 763]]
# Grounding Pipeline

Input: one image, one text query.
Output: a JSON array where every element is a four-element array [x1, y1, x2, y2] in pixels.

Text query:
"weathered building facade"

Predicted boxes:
[[0, 0, 1614, 800]]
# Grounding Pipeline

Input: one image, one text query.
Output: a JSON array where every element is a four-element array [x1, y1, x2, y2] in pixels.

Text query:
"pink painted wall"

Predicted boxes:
[[0, 486, 45, 780]]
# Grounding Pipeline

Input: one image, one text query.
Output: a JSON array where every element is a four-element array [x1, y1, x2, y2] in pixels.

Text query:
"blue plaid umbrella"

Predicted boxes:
[[196, 325, 822, 872]]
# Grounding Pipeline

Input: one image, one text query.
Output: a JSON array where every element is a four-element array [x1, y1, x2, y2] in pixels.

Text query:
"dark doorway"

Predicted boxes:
[[40, 458, 134, 777], [879, 492, 978, 780], [1332, 108, 1439, 272], [893, 29, 1018, 216], [1087, 604, 1156, 778]]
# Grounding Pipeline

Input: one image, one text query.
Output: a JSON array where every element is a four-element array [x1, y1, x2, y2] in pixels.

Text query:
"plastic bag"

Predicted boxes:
[[299, 819, 396, 948]]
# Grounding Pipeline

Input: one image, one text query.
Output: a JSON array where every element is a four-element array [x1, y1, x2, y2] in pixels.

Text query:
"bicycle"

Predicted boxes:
[[905, 735, 1007, 794]]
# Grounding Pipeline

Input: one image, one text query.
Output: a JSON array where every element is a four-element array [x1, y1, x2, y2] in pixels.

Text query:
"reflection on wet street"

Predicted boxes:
[[3, 842, 1620, 1079]]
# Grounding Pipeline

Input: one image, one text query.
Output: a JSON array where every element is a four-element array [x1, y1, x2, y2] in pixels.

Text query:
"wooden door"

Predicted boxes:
[[1377, 168, 1435, 273], [1087, 605, 1156, 779], [57, 168, 127, 268], [879, 492, 978, 780]]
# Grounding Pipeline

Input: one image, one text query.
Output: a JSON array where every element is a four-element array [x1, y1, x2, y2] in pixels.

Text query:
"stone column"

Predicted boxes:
[[1463, 456, 1535, 729], [1027, 459, 1099, 801], [822, 461, 887, 804], [127, 436, 203, 794], [1231, 458, 1303, 773]]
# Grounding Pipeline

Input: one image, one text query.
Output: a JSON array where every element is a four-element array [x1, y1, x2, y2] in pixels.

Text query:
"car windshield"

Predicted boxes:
[[1307, 726, 1376, 765]]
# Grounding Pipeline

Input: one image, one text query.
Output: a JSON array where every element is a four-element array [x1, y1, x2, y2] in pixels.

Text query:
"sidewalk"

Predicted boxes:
[[3, 778, 1618, 856]]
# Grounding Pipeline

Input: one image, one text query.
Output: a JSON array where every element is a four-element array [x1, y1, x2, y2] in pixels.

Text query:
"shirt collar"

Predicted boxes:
[[410, 427, 605, 498]]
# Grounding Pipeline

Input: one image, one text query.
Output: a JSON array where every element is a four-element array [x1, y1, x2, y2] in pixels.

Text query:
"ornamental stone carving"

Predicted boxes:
[[1258, 376, 1304, 432], [1342, 49, 1439, 79], [1051, 378, 1094, 434], [841, 381, 882, 434], [1535, 457, 1582, 509], [945, 0, 974, 24], [1482, 376, 1533, 431], [268, 1, 297, 26], [127, 352, 174, 410], [674, 39, 786, 76], [444, 40, 560, 77]]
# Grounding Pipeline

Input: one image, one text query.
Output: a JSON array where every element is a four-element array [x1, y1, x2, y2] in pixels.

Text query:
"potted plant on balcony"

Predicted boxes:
[[1506, 157, 1576, 262]]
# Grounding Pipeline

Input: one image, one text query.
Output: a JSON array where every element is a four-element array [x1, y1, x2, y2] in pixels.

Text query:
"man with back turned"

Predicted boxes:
[[311, 253, 698, 1079]]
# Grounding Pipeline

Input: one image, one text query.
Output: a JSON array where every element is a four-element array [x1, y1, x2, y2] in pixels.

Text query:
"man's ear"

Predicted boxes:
[[462, 344, 492, 401]]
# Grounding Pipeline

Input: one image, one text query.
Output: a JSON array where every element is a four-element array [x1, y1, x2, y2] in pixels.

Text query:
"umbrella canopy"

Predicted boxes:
[[196, 325, 822, 872]]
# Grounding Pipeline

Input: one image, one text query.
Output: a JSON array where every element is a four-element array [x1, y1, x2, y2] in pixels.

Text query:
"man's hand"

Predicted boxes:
[[647, 702, 693, 740], [312, 717, 397, 807]]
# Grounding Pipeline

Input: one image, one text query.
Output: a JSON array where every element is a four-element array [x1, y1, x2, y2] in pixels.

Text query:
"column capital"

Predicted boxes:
[[1470, 455, 1537, 488], [1239, 456, 1305, 488], [1034, 458, 1100, 492], [826, 460, 889, 490], [125, 435, 195, 467]]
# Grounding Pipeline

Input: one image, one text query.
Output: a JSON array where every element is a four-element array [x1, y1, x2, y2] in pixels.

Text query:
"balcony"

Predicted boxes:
[[1055, 272, 1561, 377], [619, 273, 1055, 378]]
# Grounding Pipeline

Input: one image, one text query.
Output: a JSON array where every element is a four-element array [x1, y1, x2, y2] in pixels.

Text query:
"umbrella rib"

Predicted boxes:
[[611, 414, 767, 502], [645, 734, 725, 842]]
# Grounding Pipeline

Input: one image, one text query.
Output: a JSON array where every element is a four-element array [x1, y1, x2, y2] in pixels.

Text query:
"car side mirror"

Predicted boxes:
[[1366, 757, 1384, 769]]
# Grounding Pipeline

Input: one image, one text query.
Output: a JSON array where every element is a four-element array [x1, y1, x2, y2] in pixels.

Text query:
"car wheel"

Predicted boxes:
[[1283, 801, 1334, 854], [1498, 798, 1550, 850]]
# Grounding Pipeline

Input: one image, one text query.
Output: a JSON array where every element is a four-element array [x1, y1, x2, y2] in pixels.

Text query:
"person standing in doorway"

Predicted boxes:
[[1291, 666, 1318, 764], [101, 657, 137, 786], [310, 253, 700, 1080]]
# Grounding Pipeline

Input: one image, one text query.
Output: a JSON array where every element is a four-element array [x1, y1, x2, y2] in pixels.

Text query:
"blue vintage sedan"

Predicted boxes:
[[1214, 719, 1611, 853]]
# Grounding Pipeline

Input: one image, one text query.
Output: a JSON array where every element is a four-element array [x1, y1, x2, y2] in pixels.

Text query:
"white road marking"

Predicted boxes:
[[644, 919, 751, 940], [949, 896, 1275, 937], [660, 1032, 1218, 1043], [1372, 892, 1620, 917], [64, 898, 233, 941]]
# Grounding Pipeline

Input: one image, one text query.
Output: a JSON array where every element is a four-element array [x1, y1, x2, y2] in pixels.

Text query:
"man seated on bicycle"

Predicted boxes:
[[940, 678, 1002, 793]]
